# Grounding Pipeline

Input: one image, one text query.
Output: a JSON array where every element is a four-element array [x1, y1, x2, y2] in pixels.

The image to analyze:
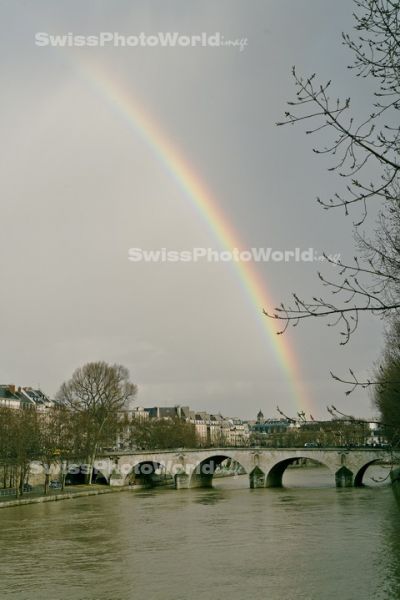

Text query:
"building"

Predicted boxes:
[[0, 385, 53, 411], [125, 406, 150, 422], [366, 421, 387, 446], [185, 411, 249, 447], [225, 418, 250, 447], [144, 405, 190, 420], [256, 409, 264, 424], [132, 405, 250, 447], [252, 416, 292, 435]]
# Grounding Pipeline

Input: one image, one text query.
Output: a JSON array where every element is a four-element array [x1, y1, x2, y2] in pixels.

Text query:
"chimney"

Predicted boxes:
[[8, 385, 16, 394]]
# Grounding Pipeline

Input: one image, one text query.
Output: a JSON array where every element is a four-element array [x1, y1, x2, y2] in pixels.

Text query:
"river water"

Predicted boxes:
[[0, 466, 399, 600]]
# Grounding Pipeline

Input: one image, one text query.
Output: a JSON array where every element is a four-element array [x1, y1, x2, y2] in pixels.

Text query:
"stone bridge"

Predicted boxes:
[[92, 447, 391, 489]]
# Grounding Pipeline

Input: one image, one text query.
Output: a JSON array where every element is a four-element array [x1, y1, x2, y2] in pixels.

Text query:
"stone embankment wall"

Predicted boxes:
[[0, 485, 136, 510]]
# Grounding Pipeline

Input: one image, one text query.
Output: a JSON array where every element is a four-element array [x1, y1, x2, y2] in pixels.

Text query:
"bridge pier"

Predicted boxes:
[[335, 466, 354, 487], [189, 473, 213, 488], [249, 467, 266, 488], [174, 473, 190, 490], [174, 472, 213, 489]]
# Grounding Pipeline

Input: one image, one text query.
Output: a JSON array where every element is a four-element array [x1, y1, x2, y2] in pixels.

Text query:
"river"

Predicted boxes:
[[0, 466, 399, 600]]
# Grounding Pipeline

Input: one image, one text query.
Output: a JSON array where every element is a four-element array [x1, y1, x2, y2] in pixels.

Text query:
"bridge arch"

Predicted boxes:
[[91, 468, 109, 485], [66, 463, 110, 486], [124, 460, 172, 487], [354, 459, 382, 487], [266, 457, 332, 488], [189, 453, 247, 488]]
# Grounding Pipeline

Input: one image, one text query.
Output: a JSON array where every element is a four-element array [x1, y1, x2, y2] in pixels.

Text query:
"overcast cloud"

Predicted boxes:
[[0, 0, 384, 419]]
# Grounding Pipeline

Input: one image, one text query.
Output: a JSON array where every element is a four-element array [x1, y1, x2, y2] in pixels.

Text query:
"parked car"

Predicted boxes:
[[22, 483, 32, 492], [49, 480, 62, 489]]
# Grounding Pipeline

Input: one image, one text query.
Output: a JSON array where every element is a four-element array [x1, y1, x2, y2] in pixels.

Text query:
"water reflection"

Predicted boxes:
[[193, 489, 229, 506]]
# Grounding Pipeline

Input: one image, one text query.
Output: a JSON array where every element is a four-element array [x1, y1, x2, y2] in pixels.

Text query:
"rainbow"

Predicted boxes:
[[75, 62, 311, 414]]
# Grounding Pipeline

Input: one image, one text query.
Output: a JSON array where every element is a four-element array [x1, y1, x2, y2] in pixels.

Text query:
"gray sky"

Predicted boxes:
[[0, 0, 384, 419]]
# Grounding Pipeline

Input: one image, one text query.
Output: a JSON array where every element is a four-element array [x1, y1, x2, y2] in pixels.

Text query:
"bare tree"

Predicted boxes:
[[36, 407, 80, 494], [265, 0, 400, 345], [57, 362, 137, 484], [54, 406, 83, 491], [0, 407, 40, 497], [36, 410, 60, 495]]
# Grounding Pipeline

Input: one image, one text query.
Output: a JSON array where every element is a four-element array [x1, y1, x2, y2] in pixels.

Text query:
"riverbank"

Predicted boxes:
[[0, 484, 139, 509]]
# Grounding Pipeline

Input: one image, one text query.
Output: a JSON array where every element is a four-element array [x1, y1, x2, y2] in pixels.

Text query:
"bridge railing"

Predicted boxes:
[[100, 445, 392, 456]]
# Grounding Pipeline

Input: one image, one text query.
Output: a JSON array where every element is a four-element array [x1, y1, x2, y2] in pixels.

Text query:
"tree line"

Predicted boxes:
[[0, 361, 198, 497], [0, 362, 137, 496], [250, 420, 380, 449]]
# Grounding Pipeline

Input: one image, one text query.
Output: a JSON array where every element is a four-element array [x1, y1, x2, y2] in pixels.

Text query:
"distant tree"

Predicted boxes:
[[130, 417, 198, 450], [250, 418, 371, 448], [374, 319, 400, 445], [57, 362, 137, 484], [266, 0, 400, 348]]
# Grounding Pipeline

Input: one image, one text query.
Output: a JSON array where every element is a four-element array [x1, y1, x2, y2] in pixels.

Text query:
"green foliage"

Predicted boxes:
[[374, 320, 400, 445]]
